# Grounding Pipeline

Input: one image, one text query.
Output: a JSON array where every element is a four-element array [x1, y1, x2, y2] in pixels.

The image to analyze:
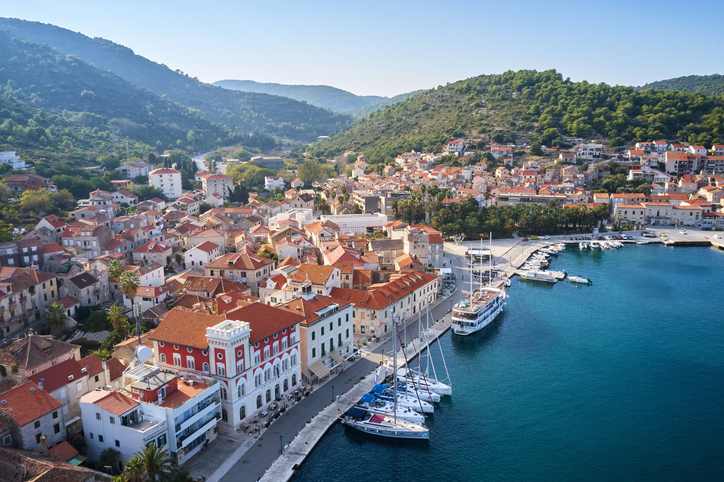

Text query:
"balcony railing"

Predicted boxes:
[[176, 400, 218, 434], [177, 416, 217, 450]]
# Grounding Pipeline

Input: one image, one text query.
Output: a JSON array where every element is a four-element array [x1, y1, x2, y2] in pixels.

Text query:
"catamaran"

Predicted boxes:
[[452, 234, 507, 336]]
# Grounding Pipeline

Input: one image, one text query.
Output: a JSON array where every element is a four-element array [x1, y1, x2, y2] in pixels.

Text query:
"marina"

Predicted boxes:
[[292, 244, 724, 482]]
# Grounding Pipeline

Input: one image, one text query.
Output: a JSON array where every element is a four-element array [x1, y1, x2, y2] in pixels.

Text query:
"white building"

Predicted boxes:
[[80, 367, 221, 470], [148, 169, 182, 199], [184, 241, 222, 270], [202, 174, 234, 199], [268, 209, 314, 231], [0, 151, 25, 170], [120, 161, 153, 179], [264, 176, 285, 191], [319, 213, 388, 234]]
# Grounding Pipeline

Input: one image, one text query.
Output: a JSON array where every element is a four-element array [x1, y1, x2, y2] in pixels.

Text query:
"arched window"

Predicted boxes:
[[221, 409, 227, 422], [220, 387, 227, 400], [160, 353, 166, 363], [283, 379, 289, 392], [256, 395, 262, 408], [275, 384, 280, 400], [265, 389, 271, 403], [238, 383, 245, 398], [292, 374, 297, 386], [203, 362, 209, 372], [240, 406, 246, 421]]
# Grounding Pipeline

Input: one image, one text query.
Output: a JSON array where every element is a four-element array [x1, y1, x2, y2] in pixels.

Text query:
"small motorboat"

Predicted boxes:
[[568, 276, 592, 285]]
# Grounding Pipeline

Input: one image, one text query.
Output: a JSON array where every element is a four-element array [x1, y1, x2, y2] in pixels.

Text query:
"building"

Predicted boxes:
[[204, 247, 275, 296], [264, 176, 285, 191], [60, 224, 114, 259], [0, 269, 59, 337], [446, 141, 465, 155], [202, 174, 234, 199], [491, 146, 513, 159], [612, 204, 645, 225], [250, 156, 285, 171], [0, 382, 65, 452], [0, 151, 25, 170], [319, 213, 388, 234], [148, 169, 182, 199], [80, 369, 220, 469], [0, 447, 95, 480], [119, 161, 153, 179], [330, 271, 439, 337], [672, 205, 702, 226], [278, 292, 353, 384], [150, 305, 302, 430], [63, 272, 105, 307], [5, 174, 56, 194], [132, 241, 172, 267], [184, 241, 222, 270]]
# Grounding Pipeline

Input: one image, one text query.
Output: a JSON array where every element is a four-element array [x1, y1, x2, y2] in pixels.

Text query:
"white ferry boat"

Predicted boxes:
[[520, 270, 557, 283], [451, 287, 506, 336]]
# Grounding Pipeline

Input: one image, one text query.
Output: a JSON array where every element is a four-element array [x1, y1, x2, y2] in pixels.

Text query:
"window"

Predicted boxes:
[[273, 343, 279, 355], [115, 439, 120, 447], [220, 387, 227, 400], [95, 375, 99, 383], [98, 435, 104, 443], [217, 352, 224, 360], [36, 433, 42, 444], [203, 362, 210, 372], [89, 433, 93, 439], [54, 423, 60, 434], [238, 383, 245, 397], [255, 373, 262, 387], [264, 347, 270, 359], [173, 354, 181, 367], [264, 368, 271, 382], [291, 354, 297, 366], [266, 390, 271, 403], [312, 348, 316, 359], [237, 350, 243, 357], [160, 353, 166, 363], [95, 413, 101, 421], [187, 347, 193, 353], [110, 417, 115, 424], [256, 395, 262, 408], [217, 363, 226, 377], [237, 360, 244, 374], [330, 322, 333, 332], [330, 338, 334, 351], [321, 343, 325, 356], [321, 327, 325, 336], [174, 345, 179, 350], [292, 374, 297, 386], [240, 406, 246, 420], [52, 411, 58, 419], [346, 328, 350, 339], [311, 331, 316, 341], [282, 338, 287, 350], [186, 357, 195, 370], [338, 333, 342, 346], [159, 342, 165, 347], [157, 434, 166, 447], [338, 318, 341, 327], [2, 435, 11, 446], [254, 352, 261, 364]]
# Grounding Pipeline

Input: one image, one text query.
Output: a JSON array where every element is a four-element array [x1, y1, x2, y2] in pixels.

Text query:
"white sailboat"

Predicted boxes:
[[342, 316, 430, 439]]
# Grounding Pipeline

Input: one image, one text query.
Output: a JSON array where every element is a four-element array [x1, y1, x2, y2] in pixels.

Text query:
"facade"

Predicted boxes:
[[184, 241, 222, 270], [672, 205, 702, 226], [264, 176, 285, 191], [319, 213, 388, 234], [132, 241, 173, 267], [148, 169, 182, 199], [0, 269, 58, 338], [119, 161, 153, 179], [204, 247, 275, 296], [202, 175, 234, 199], [0, 382, 65, 452], [5, 174, 56, 194], [0, 151, 25, 170], [613, 204, 645, 225]]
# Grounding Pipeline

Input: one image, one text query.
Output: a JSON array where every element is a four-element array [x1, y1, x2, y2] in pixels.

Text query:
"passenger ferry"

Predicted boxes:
[[451, 287, 506, 336]]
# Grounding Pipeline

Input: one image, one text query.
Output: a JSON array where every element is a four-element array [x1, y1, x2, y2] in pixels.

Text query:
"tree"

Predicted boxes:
[[120, 271, 140, 320], [52, 189, 75, 211], [98, 447, 120, 474], [529, 141, 543, 156], [136, 443, 175, 482], [108, 260, 124, 281], [45, 302, 66, 334], [134, 185, 167, 202], [20, 188, 55, 213], [298, 160, 323, 184], [0, 221, 13, 242], [108, 305, 129, 336], [0, 183, 10, 202]]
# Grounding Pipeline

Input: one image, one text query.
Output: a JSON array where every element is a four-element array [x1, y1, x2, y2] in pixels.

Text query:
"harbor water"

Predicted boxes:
[[291, 245, 724, 481]]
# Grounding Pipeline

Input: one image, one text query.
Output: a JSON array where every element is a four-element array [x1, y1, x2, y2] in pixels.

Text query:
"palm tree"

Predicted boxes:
[[45, 302, 66, 334], [122, 455, 145, 482], [136, 443, 175, 482], [108, 305, 129, 336], [108, 259, 124, 281], [120, 271, 140, 320]]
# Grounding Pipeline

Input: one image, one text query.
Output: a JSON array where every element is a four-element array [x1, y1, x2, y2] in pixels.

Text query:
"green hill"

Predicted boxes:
[[0, 18, 352, 141], [638, 74, 724, 96], [344, 90, 426, 117], [310, 70, 724, 164], [0, 29, 239, 162], [213, 79, 386, 113]]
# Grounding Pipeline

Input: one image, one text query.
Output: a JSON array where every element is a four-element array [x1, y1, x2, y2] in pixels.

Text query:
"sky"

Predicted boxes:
[[2, 0, 722, 97]]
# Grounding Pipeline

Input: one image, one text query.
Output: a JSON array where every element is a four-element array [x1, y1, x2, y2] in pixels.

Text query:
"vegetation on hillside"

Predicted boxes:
[[310, 70, 724, 164], [0, 18, 353, 141], [344, 90, 426, 117], [638, 74, 724, 97], [213, 79, 386, 113]]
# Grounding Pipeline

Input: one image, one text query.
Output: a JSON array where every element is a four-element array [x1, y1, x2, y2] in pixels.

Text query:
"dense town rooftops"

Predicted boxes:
[[0, 382, 62, 426]]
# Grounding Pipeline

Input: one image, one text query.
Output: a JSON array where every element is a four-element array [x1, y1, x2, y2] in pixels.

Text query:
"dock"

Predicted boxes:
[[258, 310, 454, 482]]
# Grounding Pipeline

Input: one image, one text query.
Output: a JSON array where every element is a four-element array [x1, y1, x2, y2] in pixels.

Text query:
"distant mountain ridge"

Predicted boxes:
[[638, 74, 724, 96], [0, 17, 352, 141], [213, 79, 387, 113]]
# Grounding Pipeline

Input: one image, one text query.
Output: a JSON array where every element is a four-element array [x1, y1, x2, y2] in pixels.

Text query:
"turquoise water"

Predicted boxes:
[[291, 245, 724, 481]]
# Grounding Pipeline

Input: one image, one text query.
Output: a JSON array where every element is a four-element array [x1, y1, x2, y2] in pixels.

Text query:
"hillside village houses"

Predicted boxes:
[[4, 134, 724, 471]]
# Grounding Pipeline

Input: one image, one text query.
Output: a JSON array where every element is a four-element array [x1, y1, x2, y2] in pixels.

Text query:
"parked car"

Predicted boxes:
[[521, 237, 529, 242], [542, 235, 550, 240]]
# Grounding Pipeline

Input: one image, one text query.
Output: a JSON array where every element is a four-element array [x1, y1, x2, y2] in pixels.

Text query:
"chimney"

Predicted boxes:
[[40, 435, 48, 455]]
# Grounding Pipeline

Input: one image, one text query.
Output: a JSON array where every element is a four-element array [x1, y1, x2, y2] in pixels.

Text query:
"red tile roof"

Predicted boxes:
[[27, 358, 87, 393], [0, 382, 62, 426], [151, 308, 224, 349], [277, 295, 351, 326], [83, 390, 139, 416], [226, 303, 305, 344], [205, 246, 273, 271], [190, 241, 221, 253], [48, 441, 80, 462], [133, 241, 171, 254]]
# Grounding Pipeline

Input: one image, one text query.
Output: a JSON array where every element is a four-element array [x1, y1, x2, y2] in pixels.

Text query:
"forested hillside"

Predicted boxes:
[[638, 74, 724, 97], [310, 70, 724, 164], [213, 80, 386, 113], [344, 90, 426, 117], [0, 18, 352, 141]]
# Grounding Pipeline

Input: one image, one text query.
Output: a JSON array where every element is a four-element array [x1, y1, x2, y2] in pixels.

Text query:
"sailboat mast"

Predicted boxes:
[[393, 314, 398, 421], [479, 238, 483, 292], [489, 232, 493, 288]]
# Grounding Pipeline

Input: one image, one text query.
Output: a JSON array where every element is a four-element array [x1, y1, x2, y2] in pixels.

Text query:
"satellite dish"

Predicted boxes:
[[136, 346, 153, 362]]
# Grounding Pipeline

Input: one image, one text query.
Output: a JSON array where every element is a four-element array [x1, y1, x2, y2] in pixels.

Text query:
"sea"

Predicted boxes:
[[291, 244, 724, 482]]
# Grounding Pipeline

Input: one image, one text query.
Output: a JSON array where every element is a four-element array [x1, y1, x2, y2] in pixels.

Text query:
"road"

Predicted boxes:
[[219, 246, 468, 482], [193, 150, 214, 172]]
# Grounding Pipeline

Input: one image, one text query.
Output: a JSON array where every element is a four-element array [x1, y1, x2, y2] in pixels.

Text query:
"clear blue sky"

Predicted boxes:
[[3, 0, 721, 97]]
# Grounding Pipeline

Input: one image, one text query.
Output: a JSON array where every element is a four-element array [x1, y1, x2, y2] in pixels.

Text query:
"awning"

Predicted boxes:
[[331, 351, 344, 364], [308, 361, 330, 379]]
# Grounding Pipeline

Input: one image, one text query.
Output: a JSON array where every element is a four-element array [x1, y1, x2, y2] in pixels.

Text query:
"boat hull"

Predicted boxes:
[[342, 419, 430, 439]]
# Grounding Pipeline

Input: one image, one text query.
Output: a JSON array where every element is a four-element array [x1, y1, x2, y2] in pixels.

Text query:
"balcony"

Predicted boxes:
[[177, 416, 217, 450], [176, 398, 218, 434]]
